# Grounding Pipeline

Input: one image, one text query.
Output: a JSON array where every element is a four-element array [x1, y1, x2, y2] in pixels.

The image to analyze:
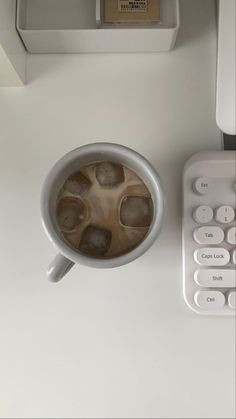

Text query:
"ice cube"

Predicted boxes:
[[95, 162, 124, 187], [79, 225, 112, 257], [120, 196, 153, 227], [64, 171, 91, 196], [56, 197, 86, 232]]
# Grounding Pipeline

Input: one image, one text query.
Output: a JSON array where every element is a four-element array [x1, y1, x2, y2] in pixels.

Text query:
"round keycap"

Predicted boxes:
[[215, 205, 235, 224], [226, 227, 236, 244], [193, 177, 211, 195], [228, 291, 236, 309], [231, 249, 236, 265], [193, 206, 213, 224]]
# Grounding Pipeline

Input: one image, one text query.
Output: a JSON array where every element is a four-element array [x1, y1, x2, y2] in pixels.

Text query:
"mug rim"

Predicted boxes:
[[41, 142, 165, 269]]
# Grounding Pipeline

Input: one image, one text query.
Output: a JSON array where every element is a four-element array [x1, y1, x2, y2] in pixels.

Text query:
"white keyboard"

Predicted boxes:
[[182, 151, 236, 315]]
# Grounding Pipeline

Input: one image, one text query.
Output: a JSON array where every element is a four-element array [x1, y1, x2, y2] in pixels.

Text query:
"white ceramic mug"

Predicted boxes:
[[41, 143, 165, 282]]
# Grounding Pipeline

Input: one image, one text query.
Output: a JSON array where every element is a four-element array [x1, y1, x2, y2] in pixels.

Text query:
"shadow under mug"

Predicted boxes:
[[41, 143, 165, 282]]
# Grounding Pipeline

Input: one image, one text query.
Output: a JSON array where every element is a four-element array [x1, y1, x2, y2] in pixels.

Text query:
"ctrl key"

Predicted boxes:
[[194, 290, 225, 310]]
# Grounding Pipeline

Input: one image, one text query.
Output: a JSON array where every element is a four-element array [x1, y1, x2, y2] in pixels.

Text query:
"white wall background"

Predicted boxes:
[[0, 1, 235, 418]]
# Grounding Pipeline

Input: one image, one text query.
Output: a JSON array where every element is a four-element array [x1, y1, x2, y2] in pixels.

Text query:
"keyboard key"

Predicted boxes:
[[231, 249, 236, 264], [215, 205, 235, 223], [193, 177, 211, 195], [193, 206, 213, 224], [226, 227, 236, 245], [193, 226, 224, 245], [194, 248, 230, 266], [228, 291, 236, 309], [194, 269, 236, 288], [194, 290, 225, 310]]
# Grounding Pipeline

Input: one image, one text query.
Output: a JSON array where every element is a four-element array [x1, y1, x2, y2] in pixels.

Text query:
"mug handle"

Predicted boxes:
[[47, 254, 75, 282]]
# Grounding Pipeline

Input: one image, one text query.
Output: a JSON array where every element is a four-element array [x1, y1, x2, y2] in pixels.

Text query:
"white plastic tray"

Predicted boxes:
[[16, 0, 180, 53]]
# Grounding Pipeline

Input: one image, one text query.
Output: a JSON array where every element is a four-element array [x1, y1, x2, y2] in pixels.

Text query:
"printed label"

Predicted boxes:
[[118, 0, 147, 13]]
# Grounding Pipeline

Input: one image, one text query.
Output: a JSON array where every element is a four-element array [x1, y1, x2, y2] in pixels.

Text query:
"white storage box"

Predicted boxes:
[[16, 0, 180, 53]]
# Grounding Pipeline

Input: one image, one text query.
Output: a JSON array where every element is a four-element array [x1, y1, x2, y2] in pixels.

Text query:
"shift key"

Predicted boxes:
[[195, 269, 236, 287]]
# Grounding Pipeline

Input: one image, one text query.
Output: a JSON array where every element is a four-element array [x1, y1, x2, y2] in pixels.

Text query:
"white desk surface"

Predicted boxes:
[[0, 1, 235, 418]]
